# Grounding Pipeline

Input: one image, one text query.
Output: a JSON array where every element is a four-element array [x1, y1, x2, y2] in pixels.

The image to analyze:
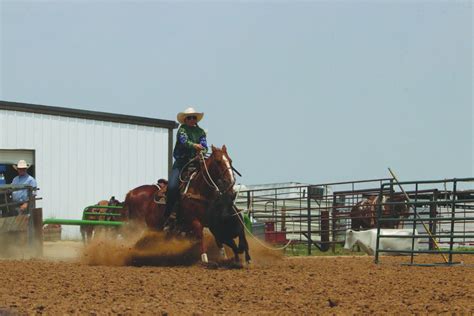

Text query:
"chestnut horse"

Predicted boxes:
[[80, 196, 123, 243], [177, 145, 238, 263], [123, 183, 167, 229], [123, 145, 240, 263], [80, 200, 108, 243], [350, 194, 410, 230]]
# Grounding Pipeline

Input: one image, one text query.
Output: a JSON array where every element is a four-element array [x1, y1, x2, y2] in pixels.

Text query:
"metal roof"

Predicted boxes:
[[0, 100, 178, 129]]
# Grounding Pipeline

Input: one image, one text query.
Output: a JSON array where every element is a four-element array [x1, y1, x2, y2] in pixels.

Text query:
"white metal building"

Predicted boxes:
[[0, 101, 177, 238]]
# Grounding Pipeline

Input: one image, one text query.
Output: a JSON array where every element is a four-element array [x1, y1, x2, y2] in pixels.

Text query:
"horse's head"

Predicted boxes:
[[108, 196, 123, 207], [205, 145, 236, 193], [388, 194, 411, 219]]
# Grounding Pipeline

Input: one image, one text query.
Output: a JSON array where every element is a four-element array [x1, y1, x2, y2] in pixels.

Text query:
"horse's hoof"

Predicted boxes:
[[233, 261, 243, 269], [219, 248, 228, 260], [218, 260, 243, 269], [226, 261, 243, 269], [204, 262, 219, 269]]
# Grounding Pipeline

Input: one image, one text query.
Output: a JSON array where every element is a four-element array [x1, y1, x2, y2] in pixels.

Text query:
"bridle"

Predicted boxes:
[[198, 151, 236, 194]]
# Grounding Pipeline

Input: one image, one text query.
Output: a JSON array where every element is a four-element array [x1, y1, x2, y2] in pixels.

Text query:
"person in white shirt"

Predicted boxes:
[[11, 160, 37, 214]]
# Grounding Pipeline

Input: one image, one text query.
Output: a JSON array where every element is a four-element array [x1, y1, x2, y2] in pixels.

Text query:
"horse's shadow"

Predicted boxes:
[[128, 231, 245, 269]]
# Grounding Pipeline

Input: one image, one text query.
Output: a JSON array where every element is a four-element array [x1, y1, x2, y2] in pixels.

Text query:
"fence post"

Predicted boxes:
[[320, 186, 329, 252], [27, 186, 35, 248], [429, 189, 438, 250], [331, 194, 337, 253], [374, 182, 385, 264], [246, 191, 251, 218], [410, 183, 418, 265], [449, 180, 457, 264], [32, 208, 43, 256], [306, 187, 311, 255]]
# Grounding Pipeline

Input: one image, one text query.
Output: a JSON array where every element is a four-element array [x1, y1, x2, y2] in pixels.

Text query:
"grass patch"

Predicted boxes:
[[438, 246, 474, 252], [283, 243, 366, 257]]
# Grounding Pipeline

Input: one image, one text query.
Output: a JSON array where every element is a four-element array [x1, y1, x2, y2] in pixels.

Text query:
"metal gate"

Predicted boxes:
[[374, 177, 474, 266]]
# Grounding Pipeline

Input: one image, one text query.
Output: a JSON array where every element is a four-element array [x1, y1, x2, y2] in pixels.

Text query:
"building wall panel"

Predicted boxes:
[[0, 109, 169, 238]]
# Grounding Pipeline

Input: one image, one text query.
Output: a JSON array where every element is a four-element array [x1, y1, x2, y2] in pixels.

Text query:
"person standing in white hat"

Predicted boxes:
[[11, 160, 37, 214], [164, 107, 208, 225]]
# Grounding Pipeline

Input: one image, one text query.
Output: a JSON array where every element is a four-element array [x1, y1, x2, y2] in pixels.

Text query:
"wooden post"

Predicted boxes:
[[32, 208, 43, 256]]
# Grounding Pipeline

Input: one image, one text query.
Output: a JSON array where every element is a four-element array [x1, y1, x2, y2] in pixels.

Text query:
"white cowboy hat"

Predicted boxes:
[[13, 160, 30, 170], [177, 107, 204, 124]]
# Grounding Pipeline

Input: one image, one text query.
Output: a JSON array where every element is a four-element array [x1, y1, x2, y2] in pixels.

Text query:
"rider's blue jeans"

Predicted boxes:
[[165, 166, 181, 217]]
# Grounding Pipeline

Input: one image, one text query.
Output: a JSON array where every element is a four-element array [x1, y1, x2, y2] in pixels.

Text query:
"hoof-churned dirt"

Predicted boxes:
[[0, 236, 473, 315]]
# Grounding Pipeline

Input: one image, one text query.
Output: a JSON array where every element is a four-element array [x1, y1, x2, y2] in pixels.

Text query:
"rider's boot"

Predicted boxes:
[[163, 212, 177, 232], [163, 200, 181, 231]]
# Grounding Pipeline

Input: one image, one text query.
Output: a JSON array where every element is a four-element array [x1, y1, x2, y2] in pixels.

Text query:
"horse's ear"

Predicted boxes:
[[211, 145, 216, 152], [222, 145, 227, 153]]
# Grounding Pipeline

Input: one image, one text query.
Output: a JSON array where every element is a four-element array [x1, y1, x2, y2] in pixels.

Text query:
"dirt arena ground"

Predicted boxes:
[[1, 233, 474, 315]]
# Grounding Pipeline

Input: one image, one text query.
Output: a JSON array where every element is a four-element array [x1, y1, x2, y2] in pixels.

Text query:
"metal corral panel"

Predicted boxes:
[[0, 108, 172, 238], [0, 215, 29, 232]]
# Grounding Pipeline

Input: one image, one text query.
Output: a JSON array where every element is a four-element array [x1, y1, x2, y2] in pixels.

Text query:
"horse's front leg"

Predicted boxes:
[[215, 239, 228, 260], [239, 234, 251, 264], [223, 239, 240, 263], [191, 219, 207, 263]]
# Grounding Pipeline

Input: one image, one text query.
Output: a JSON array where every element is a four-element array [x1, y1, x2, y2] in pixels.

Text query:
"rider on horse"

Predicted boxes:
[[164, 107, 208, 227]]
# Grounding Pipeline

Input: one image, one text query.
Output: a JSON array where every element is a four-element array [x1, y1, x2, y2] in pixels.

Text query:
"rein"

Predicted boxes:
[[230, 200, 293, 251], [178, 156, 200, 183], [214, 184, 292, 251], [198, 152, 236, 194], [178, 150, 236, 204], [199, 153, 221, 193]]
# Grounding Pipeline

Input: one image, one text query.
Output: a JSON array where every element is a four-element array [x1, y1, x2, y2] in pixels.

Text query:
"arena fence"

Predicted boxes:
[[236, 177, 474, 262], [0, 185, 42, 256], [235, 178, 394, 254], [374, 177, 474, 266], [43, 204, 125, 227]]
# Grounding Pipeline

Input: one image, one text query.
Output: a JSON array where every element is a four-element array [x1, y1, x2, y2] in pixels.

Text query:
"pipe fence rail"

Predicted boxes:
[[374, 177, 474, 266], [235, 178, 393, 254], [0, 184, 38, 217], [0, 184, 42, 256], [235, 177, 474, 262]]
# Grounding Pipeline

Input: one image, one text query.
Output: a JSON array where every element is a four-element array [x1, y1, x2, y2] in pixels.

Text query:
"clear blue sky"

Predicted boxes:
[[1, 1, 472, 185]]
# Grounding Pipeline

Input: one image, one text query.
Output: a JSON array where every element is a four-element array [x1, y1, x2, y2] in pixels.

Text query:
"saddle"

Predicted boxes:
[[153, 184, 167, 205], [181, 167, 198, 191], [155, 164, 201, 207], [179, 167, 210, 203]]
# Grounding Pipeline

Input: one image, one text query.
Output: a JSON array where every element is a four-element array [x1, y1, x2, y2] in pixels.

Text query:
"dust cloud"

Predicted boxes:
[[0, 222, 285, 267], [81, 228, 285, 267], [0, 232, 42, 259], [82, 229, 214, 266]]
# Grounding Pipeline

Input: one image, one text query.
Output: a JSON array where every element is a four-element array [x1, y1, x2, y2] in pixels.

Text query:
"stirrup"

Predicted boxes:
[[162, 213, 177, 231]]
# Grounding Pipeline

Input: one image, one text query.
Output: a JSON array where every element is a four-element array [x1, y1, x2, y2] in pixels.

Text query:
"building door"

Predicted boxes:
[[0, 150, 35, 184]]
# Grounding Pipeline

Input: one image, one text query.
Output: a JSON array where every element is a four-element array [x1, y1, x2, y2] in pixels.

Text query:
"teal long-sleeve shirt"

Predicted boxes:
[[172, 124, 208, 169]]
